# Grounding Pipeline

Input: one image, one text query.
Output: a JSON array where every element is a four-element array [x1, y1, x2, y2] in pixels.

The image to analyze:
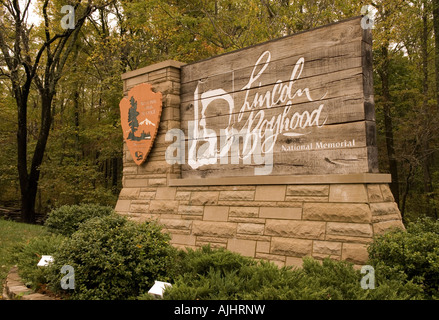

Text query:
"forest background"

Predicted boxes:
[[0, 0, 438, 224]]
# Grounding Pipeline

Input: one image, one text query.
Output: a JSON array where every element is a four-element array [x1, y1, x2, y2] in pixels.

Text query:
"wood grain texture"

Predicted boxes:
[[179, 17, 377, 178]]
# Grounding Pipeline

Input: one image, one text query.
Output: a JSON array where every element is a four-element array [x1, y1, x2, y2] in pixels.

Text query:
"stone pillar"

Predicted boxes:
[[115, 60, 184, 221]]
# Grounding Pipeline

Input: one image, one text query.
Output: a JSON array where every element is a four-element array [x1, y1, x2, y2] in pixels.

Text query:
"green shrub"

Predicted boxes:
[[368, 217, 439, 299], [298, 257, 423, 300], [14, 234, 66, 291], [161, 246, 423, 300], [175, 245, 257, 276], [46, 214, 177, 300], [44, 203, 115, 236]]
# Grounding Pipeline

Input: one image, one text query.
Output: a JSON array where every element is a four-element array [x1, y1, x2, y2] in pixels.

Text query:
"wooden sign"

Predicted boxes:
[[180, 17, 377, 178], [120, 83, 162, 165]]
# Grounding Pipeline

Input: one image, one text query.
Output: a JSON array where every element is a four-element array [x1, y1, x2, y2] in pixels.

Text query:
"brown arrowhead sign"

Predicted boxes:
[[119, 83, 162, 165]]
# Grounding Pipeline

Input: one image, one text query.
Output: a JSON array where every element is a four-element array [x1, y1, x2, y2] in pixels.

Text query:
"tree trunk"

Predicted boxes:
[[421, 6, 434, 217], [112, 157, 119, 192], [380, 45, 400, 206], [401, 162, 413, 220], [433, 0, 439, 109], [20, 91, 54, 223], [16, 89, 34, 223]]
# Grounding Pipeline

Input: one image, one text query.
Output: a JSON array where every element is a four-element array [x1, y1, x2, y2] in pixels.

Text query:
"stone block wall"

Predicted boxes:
[[115, 61, 404, 268], [117, 181, 403, 267]]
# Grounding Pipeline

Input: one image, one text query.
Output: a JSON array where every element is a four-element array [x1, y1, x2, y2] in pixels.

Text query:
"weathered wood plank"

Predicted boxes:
[[181, 39, 364, 100], [182, 120, 369, 147], [181, 95, 367, 132], [180, 146, 374, 178], [182, 17, 365, 83], [180, 69, 366, 131], [178, 120, 376, 176]]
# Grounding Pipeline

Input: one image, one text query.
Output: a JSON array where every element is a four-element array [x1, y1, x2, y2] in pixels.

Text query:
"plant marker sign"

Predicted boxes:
[[119, 83, 162, 165]]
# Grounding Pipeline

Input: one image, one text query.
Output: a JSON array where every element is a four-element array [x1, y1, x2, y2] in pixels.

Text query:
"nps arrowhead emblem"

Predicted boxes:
[[119, 83, 162, 165]]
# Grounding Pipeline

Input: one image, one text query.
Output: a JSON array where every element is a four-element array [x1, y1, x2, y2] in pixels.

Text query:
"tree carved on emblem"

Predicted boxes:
[[127, 96, 151, 141]]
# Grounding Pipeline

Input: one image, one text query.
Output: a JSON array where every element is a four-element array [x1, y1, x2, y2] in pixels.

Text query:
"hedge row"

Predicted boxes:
[[14, 204, 439, 300]]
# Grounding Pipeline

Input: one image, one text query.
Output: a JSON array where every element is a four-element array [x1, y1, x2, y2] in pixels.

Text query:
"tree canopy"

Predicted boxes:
[[0, 0, 438, 222]]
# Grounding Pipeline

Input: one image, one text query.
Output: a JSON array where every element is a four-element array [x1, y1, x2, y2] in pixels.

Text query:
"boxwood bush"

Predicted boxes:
[[46, 214, 177, 300], [44, 204, 115, 236], [154, 246, 423, 300], [368, 217, 439, 299], [14, 233, 66, 292]]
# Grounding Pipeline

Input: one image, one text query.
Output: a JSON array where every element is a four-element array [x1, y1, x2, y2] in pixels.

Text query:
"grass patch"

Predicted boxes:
[[0, 218, 46, 289]]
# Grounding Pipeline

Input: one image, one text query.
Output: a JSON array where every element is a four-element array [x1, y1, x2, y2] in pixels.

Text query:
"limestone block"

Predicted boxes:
[[139, 192, 156, 200], [190, 191, 219, 205], [148, 178, 168, 186], [259, 207, 302, 220], [115, 200, 131, 212], [276, 202, 306, 208], [196, 241, 227, 249], [229, 207, 259, 218], [380, 184, 395, 202], [237, 223, 265, 235], [118, 188, 140, 200], [129, 213, 159, 224], [219, 201, 279, 207], [325, 234, 373, 244], [228, 217, 266, 224], [372, 214, 402, 223], [178, 205, 204, 216], [236, 234, 271, 241], [326, 222, 373, 238], [265, 220, 326, 239], [254, 185, 286, 201], [303, 203, 372, 223], [124, 179, 148, 188], [256, 241, 271, 253], [140, 187, 158, 192], [313, 241, 342, 256], [255, 252, 286, 267], [270, 237, 313, 257], [123, 166, 138, 175], [197, 236, 229, 244], [137, 161, 169, 174], [285, 256, 305, 268], [203, 206, 229, 221], [155, 187, 177, 200], [218, 191, 255, 201], [373, 220, 405, 235], [192, 221, 236, 237], [341, 243, 369, 264], [367, 184, 384, 202], [129, 203, 150, 213], [286, 185, 329, 196], [329, 184, 368, 203], [170, 234, 196, 246], [175, 191, 191, 200], [149, 200, 179, 214], [227, 239, 256, 257], [159, 218, 192, 230], [369, 202, 400, 216], [284, 196, 328, 202]]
